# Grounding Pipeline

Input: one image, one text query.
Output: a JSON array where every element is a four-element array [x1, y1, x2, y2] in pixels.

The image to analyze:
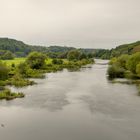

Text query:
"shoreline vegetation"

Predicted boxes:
[[108, 52, 140, 95], [1, 38, 140, 99], [0, 50, 94, 100]]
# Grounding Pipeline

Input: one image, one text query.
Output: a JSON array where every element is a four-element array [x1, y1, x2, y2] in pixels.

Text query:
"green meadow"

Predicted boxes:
[[2, 58, 54, 66], [2, 58, 26, 66]]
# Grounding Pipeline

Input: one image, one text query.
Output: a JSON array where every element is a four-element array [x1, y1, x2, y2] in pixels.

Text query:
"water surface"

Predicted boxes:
[[0, 60, 140, 140]]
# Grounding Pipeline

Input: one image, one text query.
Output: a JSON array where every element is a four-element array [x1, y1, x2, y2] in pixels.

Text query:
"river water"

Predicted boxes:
[[0, 60, 140, 140]]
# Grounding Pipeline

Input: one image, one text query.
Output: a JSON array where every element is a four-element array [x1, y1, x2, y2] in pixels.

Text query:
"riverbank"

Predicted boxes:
[[1, 60, 140, 140], [0, 53, 94, 100]]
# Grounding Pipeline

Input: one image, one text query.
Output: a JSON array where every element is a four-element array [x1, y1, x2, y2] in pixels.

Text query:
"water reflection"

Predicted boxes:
[[0, 60, 140, 140]]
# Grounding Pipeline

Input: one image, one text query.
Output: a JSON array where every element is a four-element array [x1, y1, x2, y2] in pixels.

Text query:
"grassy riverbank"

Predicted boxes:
[[0, 88, 24, 100], [108, 52, 140, 95], [0, 51, 94, 100]]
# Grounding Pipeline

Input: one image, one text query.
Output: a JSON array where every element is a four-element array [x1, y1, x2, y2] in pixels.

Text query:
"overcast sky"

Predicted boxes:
[[0, 0, 140, 48]]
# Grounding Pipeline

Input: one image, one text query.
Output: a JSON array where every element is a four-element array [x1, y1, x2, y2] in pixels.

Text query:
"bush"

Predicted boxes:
[[18, 62, 44, 78], [126, 52, 140, 73], [26, 52, 47, 69], [136, 63, 140, 77], [108, 65, 125, 79], [0, 62, 9, 80], [52, 59, 63, 65], [7, 74, 35, 87], [0, 50, 14, 60], [67, 50, 81, 61], [0, 88, 24, 100], [117, 54, 130, 69]]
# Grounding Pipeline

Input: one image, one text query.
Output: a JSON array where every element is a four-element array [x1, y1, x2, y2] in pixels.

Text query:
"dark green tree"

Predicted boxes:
[[26, 52, 47, 69], [67, 50, 81, 61], [0, 62, 9, 80], [126, 52, 140, 73]]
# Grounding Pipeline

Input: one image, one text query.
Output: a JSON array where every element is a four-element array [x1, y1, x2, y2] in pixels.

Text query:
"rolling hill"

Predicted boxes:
[[1, 37, 139, 59]]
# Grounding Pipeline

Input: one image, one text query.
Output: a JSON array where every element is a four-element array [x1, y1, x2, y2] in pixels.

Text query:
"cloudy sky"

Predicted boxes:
[[0, 0, 140, 48]]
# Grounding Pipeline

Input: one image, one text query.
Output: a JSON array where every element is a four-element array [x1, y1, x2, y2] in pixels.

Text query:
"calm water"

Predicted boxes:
[[0, 60, 140, 140]]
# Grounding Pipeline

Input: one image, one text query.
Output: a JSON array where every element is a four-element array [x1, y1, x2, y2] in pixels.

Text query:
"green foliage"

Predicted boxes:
[[26, 52, 47, 69], [2, 58, 25, 67], [109, 57, 117, 65], [0, 38, 97, 58], [0, 88, 24, 100], [0, 62, 9, 80], [0, 50, 15, 60], [67, 50, 81, 61], [7, 73, 35, 87], [87, 53, 94, 59], [94, 49, 110, 59], [136, 63, 140, 77], [0, 38, 47, 57], [52, 59, 63, 65], [79, 53, 87, 60], [126, 52, 140, 73], [0, 80, 7, 86], [18, 62, 45, 78], [108, 53, 140, 79], [108, 65, 125, 79], [116, 54, 130, 69]]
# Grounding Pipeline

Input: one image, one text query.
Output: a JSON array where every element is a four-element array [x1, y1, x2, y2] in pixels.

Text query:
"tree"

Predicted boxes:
[[126, 52, 140, 73], [67, 50, 81, 61], [108, 65, 125, 79], [1, 51, 15, 60], [0, 50, 14, 60], [79, 53, 87, 60], [52, 59, 63, 65], [117, 54, 130, 69], [87, 53, 94, 59], [0, 62, 9, 80], [26, 52, 47, 69], [136, 63, 140, 77]]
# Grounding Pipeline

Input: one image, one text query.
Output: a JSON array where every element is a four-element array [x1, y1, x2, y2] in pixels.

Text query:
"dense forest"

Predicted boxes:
[[0, 38, 98, 58], [95, 41, 140, 59], [1, 38, 140, 60]]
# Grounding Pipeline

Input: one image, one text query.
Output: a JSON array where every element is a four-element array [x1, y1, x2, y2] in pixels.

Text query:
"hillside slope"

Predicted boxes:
[[0, 38, 48, 57], [110, 41, 140, 57], [0, 38, 100, 57]]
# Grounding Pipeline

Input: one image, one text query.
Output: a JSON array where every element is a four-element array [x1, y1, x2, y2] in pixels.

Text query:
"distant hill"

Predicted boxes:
[[1, 38, 139, 59], [94, 41, 140, 59], [47, 46, 75, 53], [0, 38, 48, 57], [110, 41, 140, 57], [0, 38, 103, 57]]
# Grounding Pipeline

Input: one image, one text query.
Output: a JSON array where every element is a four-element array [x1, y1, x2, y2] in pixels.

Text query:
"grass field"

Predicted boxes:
[[2, 58, 54, 66], [2, 58, 26, 66]]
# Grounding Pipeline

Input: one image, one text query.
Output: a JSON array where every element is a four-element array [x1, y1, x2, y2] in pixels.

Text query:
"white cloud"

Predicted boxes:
[[0, 0, 140, 48]]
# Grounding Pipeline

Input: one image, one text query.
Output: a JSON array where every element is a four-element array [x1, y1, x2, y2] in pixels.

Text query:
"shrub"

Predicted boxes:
[[26, 52, 47, 69], [108, 65, 125, 79], [117, 54, 130, 69], [52, 59, 63, 65], [136, 63, 140, 77], [126, 52, 140, 73], [7, 74, 35, 87], [0, 62, 9, 80], [0, 88, 25, 100], [67, 50, 81, 61]]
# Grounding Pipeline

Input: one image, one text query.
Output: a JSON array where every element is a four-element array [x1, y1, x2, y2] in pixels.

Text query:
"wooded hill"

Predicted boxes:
[[0, 38, 102, 58], [0, 38, 140, 59], [94, 41, 140, 59], [110, 41, 140, 58]]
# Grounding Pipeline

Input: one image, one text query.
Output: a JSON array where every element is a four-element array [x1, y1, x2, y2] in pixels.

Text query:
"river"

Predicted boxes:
[[0, 59, 140, 140]]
